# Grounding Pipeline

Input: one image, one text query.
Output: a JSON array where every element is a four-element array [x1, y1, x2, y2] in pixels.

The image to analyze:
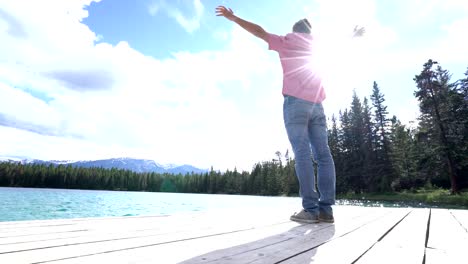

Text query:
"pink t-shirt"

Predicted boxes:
[[268, 33, 325, 103]]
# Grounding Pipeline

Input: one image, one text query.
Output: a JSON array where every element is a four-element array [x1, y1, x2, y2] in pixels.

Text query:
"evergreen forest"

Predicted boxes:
[[1, 60, 467, 196]]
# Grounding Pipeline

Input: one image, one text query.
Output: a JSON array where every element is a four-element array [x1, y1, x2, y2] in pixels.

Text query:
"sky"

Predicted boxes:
[[0, 0, 467, 171]]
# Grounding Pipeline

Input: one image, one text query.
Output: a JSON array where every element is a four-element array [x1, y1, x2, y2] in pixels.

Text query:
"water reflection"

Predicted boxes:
[[336, 199, 465, 209]]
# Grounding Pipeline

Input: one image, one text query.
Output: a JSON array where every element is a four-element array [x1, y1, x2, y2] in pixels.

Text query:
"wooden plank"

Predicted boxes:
[[0, 214, 171, 233], [44, 206, 380, 264], [448, 209, 468, 232], [0, 215, 169, 236], [280, 208, 411, 264], [424, 209, 468, 264], [0, 219, 164, 245], [0, 215, 193, 245], [43, 221, 307, 264], [353, 208, 429, 264], [0, 209, 279, 245], [4, 206, 458, 264], [178, 207, 395, 264], [0, 206, 381, 264], [0, 215, 164, 229], [0, 207, 296, 264]]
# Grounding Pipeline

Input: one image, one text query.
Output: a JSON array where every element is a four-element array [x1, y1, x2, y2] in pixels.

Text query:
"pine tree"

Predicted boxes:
[[328, 115, 341, 166], [460, 68, 468, 100], [362, 97, 377, 191], [371, 82, 391, 153], [414, 60, 460, 193], [338, 109, 353, 193], [390, 117, 417, 190], [282, 150, 299, 195], [370, 82, 395, 191], [451, 68, 468, 188], [349, 91, 366, 192]]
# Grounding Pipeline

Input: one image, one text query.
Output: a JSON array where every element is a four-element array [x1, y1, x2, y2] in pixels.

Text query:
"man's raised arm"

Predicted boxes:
[[215, 6, 269, 42]]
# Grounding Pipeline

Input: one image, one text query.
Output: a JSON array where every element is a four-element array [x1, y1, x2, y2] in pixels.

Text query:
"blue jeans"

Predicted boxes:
[[283, 95, 336, 215]]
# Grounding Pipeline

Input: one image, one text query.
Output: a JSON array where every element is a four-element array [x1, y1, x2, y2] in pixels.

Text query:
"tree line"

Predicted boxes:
[[0, 60, 466, 195], [331, 60, 467, 194], [0, 160, 298, 196]]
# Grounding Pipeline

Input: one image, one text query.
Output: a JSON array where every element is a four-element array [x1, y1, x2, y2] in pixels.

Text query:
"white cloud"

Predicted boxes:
[[170, 0, 204, 33], [307, 0, 468, 126], [2, 0, 467, 171], [0, 125, 135, 161], [0, 83, 61, 132], [436, 18, 468, 64], [307, 0, 401, 119], [149, 0, 204, 33], [401, 0, 468, 26], [212, 29, 229, 41], [0, 1, 288, 171]]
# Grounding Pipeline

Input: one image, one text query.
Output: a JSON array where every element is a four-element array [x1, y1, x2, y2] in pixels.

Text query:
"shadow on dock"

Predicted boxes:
[[179, 222, 336, 264]]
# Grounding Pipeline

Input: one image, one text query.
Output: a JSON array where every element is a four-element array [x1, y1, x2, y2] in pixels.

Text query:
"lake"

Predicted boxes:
[[0, 187, 431, 222], [0, 187, 304, 222]]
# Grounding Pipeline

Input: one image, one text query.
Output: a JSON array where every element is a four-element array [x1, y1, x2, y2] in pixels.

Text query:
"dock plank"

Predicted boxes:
[[0, 206, 464, 264], [0, 209, 284, 246], [42, 206, 377, 264], [45, 221, 304, 264], [0, 208, 292, 264], [0, 215, 173, 235], [179, 207, 393, 264], [425, 209, 468, 264], [449, 209, 468, 232], [280, 208, 411, 264], [353, 208, 429, 264]]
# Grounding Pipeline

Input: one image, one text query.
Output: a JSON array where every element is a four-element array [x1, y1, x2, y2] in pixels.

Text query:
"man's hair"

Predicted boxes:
[[292, 18, 311, 34]]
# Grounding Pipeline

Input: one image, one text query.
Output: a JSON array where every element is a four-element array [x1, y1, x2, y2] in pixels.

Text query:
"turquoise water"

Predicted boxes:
[[0, 187, 301, 222], [0, 187, 443, 222]]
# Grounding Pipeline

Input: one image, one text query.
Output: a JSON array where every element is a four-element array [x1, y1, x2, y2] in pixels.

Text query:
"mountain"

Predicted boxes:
[[0, 157, 207, 174]]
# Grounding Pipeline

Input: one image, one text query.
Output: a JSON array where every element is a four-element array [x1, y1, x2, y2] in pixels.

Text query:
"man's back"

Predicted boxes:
[[268, 32, 325, 104]]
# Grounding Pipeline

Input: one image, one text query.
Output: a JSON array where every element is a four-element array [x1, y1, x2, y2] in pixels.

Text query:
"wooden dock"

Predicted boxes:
[[0, 206, 467, 263]]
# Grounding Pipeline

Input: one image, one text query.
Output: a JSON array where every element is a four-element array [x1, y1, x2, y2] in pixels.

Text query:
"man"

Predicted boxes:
[[216, 6, 362, 224]]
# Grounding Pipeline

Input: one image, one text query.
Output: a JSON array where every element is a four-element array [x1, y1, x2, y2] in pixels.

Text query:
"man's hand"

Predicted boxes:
[[353, 26, 365, 38], [216, 6, 236, 21], [215, 5, 268, 42]]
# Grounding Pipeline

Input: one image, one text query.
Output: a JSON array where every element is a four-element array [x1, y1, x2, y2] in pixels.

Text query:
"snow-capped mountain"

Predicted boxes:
[[0, 156, 23, 162], [0, 157, 207, 174]]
